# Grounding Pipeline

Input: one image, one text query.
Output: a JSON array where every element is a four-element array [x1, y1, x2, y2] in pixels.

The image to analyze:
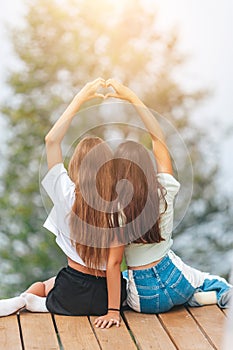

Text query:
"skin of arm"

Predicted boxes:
[[105, 79, 173, 175], [44, 78, 105, 169], [94, 245, 125, 328]]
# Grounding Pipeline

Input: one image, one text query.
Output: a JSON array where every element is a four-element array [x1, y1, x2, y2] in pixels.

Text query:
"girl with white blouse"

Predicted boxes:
[[0, 78, 126, 329]]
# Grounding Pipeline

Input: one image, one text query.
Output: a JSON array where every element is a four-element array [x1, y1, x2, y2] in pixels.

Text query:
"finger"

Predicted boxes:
[[95, 319, 103, 328], [106, 320, 114, 329], [105, 78, 115, 87], [85, 93, 104, 101], [106, 78, 120, 89], [97, 77, 106, 85], [93, 317, 100, 325], [94, 93, 105, 99], [92, 82, 105, 93], [101, 320, 108, 329], [104, 93, 119, 99], [97, 80, 107, 88], [93, 77, 105, 84], [90, 77, 105, 90]]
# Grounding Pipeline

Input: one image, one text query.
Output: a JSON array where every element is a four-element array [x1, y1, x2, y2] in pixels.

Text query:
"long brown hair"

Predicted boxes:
[[114, 140, 167, 244], [68, 136, 115, 269]]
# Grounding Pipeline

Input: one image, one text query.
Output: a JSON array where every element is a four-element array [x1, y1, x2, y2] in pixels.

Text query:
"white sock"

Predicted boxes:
[[21, 293, 48, 312], [194, 291, 217, 305], [0, 296, 26, 317]]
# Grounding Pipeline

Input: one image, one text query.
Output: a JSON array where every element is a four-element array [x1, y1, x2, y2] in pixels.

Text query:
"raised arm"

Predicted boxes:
[[105, 79, 173, 175], [45, 78, 105, 169]]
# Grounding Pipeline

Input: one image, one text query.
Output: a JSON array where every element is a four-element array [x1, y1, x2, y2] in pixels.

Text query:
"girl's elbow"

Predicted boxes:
[[45, 134, 51, 144], [45, 133, 56, 145], [107, 260, 121, 270]]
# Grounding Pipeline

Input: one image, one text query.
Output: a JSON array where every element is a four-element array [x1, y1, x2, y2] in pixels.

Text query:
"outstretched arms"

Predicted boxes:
[[45, 78, 105, 169], [105, 79, 173, 175], [45, 77, 172, 173]]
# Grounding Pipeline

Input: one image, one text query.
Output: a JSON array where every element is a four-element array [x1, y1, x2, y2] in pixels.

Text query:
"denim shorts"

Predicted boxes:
[[123, 250, 232, 313]]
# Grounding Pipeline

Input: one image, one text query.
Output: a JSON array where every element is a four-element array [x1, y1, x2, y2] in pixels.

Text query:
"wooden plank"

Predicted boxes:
[[89, 315, 137, 350], [55, 315, 100, 350], [19, 312, 59, 350], [222, 309, 228, 316], [124, 311, 176, 350], [2, 307, 227, 350], [0, 314, 22, 350], [188, 305, 226, 349], [158, 306, 214, 350]]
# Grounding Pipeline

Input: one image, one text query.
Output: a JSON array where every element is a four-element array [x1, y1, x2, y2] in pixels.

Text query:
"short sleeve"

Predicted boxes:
[[156, 173, 180, 240], [156, 173, 180, 202], [41, 163, 75, 205]]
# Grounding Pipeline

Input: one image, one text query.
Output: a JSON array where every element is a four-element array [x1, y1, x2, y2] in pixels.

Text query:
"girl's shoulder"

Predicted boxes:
[[156, 173, 180, 198], [42, 162, 75, 205]]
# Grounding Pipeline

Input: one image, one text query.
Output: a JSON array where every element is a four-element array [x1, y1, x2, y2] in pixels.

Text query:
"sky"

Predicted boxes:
[[0, 0, 233, 187], [156, 0, 233, 190]]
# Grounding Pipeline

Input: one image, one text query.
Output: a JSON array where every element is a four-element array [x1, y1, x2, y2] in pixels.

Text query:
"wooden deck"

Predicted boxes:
[[0, 305, 228, 350]]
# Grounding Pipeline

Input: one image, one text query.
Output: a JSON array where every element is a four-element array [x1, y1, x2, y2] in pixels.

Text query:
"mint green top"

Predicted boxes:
[[124, 173, 180, 267]]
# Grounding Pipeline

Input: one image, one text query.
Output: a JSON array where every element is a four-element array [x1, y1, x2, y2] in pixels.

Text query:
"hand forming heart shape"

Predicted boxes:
[[96, 82, 115, 99], [96, 78, 137, 103], [76, 77, 138, 105]]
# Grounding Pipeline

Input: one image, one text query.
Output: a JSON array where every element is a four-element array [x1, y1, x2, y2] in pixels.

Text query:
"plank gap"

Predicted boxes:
[[20, 312, 60, 349], [156, 313, 179, 350], [89, 315, 137, 350], [17, 313, 25, 350], [221, 309, 227, 316], [158, 306, 214, 350], [87, 316, 103, 350], [124, 311, 177, 350], [186, 308, 217, 350], [52, 314, 64, 350], [55, 315, 101, 349], [121, 312, 140, 350]]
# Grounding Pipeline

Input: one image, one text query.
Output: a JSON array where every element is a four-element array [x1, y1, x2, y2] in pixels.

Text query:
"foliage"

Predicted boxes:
[[0, 0, 229, 297]]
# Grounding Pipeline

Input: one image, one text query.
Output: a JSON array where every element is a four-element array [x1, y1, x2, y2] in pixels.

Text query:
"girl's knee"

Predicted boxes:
[[43, 277, 56, 296], [25, 281, 46, 296]]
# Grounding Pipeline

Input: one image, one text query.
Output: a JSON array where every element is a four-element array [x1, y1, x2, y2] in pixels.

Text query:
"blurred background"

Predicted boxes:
[[0, 0, 232, 297]]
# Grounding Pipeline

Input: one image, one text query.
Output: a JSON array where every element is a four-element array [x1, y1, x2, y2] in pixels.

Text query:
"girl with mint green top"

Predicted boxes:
[[106, 79, 232, 313]]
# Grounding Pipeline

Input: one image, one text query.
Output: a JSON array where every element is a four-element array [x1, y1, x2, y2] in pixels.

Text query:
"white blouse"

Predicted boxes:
[[42, 163, 90, 267]]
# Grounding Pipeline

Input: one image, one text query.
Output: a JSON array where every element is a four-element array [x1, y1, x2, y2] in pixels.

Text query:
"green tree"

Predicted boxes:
[[0, 0, 227, 297]]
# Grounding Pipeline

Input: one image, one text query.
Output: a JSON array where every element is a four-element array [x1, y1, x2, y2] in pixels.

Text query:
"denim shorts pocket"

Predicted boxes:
[[138, 293, 160, 313], [136, 284, 160, 296], [170, 270, 195, 302]]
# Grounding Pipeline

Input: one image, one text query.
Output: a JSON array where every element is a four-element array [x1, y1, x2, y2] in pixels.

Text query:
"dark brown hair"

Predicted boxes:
[[114, 140, 167, 244]]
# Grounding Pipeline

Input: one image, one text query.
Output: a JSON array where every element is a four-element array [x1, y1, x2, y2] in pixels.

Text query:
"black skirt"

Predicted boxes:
[[46, 266, 127, 316]]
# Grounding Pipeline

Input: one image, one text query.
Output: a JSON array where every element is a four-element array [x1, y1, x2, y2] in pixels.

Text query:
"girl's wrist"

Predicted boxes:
[[129, 94, 142, 105], [73, 93, 86, 106], [108, 308, 120, 313]]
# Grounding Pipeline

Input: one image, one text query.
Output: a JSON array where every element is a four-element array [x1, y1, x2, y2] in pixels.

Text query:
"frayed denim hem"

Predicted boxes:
[[218, 288, 233, 308]]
